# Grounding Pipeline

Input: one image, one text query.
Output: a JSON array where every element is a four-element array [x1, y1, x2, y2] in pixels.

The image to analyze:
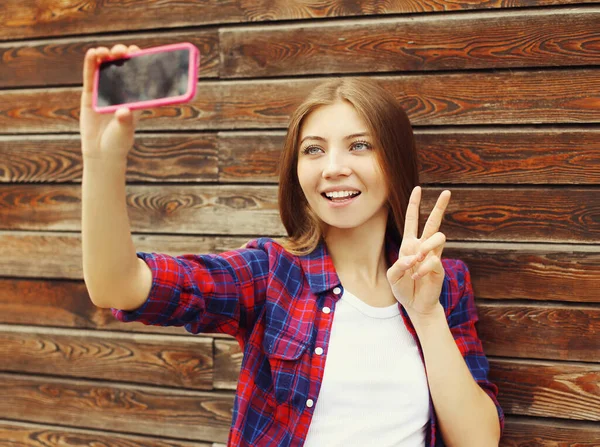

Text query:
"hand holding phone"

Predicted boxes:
[[92, 42, 200, 113], [80, 43, 200, 162]]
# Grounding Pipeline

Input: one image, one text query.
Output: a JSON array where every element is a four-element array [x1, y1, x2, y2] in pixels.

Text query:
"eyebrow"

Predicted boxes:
[[299, 132, 371, 145]]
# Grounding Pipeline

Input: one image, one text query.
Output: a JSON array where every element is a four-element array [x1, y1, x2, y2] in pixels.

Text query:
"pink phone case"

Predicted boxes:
[[92, 42, 200, 113]]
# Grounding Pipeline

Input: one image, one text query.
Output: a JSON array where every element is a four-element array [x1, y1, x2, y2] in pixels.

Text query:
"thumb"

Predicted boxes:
[[116, 107, 134, 126], [103, 107, 137, 153]]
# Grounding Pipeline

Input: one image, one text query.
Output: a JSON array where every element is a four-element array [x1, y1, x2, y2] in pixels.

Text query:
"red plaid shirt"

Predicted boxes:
[[113, 237, 504, 446]]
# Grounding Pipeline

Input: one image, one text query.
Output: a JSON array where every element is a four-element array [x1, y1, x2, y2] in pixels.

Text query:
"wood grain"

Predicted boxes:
[[4, 129, 598, 184], [0, 275, 190, 336], [444, 243, 600, 302], [0, 326, 214, 390], [0, 373, 234, 443], [0, 32, 219, 89], [2, 70, 600, 134], [0, 231, 250, 279], [220, 9, 600, 77], [0, 420, 215, 447], [489, 358, 600, 421], [477, 303, 600, 362], [0, 134, 218, 183], [500, 416, 600, 446], [423, 187, 599, 243], [214, 340, 244, 391], [1, 184, 597, 242], [2, 0, 596, 41]]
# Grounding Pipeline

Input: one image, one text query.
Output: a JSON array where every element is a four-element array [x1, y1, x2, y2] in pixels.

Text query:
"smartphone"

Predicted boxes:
[[93, 42, 200, 113]]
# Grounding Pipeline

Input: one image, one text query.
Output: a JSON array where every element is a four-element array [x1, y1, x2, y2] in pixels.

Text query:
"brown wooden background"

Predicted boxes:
[[1, 1, 599, 445]]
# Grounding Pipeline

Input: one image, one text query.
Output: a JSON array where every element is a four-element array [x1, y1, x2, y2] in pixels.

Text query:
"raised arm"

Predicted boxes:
[[80, 43, 150, 310]]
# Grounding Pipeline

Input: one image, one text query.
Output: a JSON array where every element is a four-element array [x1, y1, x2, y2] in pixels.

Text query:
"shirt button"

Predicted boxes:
[[306, 399, 314, 408], [315, 347, 324, 355], [322, 306, 331, 314], [333, 287, 342, 295]]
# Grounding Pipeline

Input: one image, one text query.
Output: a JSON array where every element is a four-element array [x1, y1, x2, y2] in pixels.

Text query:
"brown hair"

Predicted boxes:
[[277, 77, 419, 255]]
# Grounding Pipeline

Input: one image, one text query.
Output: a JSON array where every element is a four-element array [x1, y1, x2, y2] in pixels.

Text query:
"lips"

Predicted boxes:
[[321, 192, 361, 201]]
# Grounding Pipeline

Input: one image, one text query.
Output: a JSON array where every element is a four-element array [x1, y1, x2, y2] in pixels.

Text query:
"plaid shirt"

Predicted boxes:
[[113, 237, 504, 446]]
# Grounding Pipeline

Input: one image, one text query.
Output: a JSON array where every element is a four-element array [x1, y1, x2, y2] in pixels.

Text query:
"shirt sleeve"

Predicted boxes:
[[445, 259, 505, 435], [111, 241, 269, 342]]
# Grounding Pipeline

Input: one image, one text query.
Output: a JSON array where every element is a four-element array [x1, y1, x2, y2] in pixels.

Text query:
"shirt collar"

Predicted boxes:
[[298, 235, 401, 295]]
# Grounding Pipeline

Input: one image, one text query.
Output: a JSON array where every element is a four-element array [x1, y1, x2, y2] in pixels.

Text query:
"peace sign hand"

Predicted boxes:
[[386, 187, 451, 319]]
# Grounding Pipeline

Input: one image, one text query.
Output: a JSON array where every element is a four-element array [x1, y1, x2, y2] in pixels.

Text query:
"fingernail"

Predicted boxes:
[[411, 272, 419, 280]]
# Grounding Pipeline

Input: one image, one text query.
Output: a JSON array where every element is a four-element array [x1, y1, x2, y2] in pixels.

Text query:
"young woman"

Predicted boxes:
[[81, 44, 504, 447]]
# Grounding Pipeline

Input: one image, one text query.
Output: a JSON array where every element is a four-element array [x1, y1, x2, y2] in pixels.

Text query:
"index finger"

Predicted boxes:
[[403, 186, 421, 239], [81, 48, 97, 108]]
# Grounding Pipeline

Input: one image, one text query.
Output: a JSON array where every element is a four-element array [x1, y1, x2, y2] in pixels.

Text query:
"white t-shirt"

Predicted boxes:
[[303, 289, 430, 447]]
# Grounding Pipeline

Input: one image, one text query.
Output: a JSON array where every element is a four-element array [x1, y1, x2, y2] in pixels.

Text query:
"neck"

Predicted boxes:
[[323, 213, 389, 288]]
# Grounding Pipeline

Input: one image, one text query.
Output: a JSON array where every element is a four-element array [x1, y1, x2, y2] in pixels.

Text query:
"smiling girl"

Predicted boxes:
[[81, 44, 503, 447]]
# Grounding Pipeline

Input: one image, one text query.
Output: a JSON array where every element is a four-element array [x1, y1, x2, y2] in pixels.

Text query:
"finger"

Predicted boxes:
[[411, 256, 444, 281], [128, 45, 141, 53], [416, 232, 446, 261], [110, 44, 129, 56], [403, 186, 421, 240], [421, 190, 451, 241], [95, 46, 110, 63], [81, 48, 97, 104], [387, 255, 417, 284]]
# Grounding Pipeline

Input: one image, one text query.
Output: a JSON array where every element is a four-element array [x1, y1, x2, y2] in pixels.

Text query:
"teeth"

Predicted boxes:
[[325, 191, 359, 199]]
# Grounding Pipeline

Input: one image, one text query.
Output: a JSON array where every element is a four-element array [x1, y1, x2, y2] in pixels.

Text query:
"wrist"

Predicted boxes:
[[83, 154, 128, 171], [407, 302, 446, 332]]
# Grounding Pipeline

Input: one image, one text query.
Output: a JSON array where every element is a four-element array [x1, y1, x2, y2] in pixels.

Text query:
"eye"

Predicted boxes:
[[351, 140, 372, 151], [301, 145, 323, 155]]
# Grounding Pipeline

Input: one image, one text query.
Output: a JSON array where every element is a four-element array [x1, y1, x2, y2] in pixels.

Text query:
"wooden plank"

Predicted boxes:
[[0, 184, 282, 235], [477, 303, 600, 362], [500, 416, 600, 446], [3, 70, 600, 133], [221, 9, 600, 77], [443, 243, 600, 302], [1, 185, 598, 242], [4, 129, 599, 184], [0, 134, 218, 183], [424, 187, 600, 243], [0, 275, 192, 336], [1, 233, 597, 300], [0, 325, 214, 390], [2, 1, 597, 41], [214, 340, 243, 391], [0, 32, 219, 89], [218, 128, 600, 185], [0, 420, 214, 447], [0, 373, 233, 443], [489, 358, 600, 421]]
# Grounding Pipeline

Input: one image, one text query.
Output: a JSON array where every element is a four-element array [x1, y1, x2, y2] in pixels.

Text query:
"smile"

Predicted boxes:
[[321, 191, 361, 207]]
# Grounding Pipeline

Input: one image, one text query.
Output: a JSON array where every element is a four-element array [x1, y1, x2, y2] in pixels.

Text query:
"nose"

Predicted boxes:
[[322, 150, 352, 179]]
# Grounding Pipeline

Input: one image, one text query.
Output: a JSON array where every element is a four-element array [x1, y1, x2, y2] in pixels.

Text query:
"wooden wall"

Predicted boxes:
[[1, 1, 599, 445]]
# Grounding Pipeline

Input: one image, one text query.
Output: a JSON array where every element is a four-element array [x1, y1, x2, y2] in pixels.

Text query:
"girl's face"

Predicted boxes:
[[297, 100, 389, 232]]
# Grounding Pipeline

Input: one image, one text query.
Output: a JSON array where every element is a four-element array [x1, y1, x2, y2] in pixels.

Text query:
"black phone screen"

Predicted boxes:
[[97, 49, 190, 107]]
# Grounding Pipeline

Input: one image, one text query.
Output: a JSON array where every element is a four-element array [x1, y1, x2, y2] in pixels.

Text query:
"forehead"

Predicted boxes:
[[300, 101, 368, 139]]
